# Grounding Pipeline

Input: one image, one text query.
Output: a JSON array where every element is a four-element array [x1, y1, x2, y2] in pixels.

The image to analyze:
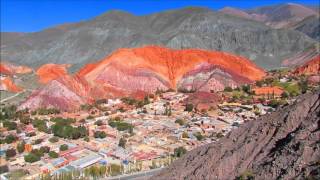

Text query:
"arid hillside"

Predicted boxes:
[[152, 90, 320, 179]]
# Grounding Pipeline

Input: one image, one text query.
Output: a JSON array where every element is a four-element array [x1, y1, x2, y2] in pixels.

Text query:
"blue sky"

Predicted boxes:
[[1, 0, 319, 32]]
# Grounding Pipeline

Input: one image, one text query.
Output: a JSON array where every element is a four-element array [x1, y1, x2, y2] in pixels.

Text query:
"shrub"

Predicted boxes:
[[24, 153, 40, 163], [60, 144, 69, 151], [224, 86, 233, 92], [185, 104, 194, 112], [193, 132, 204, 141], [3, 121, 17, 130], [174, 147, 187, 157], [175, 119, 185, 126], [5, 134, 17, 144], [6, 148, 16, 158], [182, 132, 189, 138], [49, 137, 59, 143], [48, 151, 59, 159], [40, 146, 50, 154], [33, 139, 43, 145], [17, 141, 26, 153], [94, 131, 107, 139]]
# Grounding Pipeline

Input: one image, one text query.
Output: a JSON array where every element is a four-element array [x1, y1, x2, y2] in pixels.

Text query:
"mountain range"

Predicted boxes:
[[1, 4, 319, 70]]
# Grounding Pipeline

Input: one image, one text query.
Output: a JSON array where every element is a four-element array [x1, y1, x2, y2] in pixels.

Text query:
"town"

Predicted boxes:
[[0, 70, 319, 179]]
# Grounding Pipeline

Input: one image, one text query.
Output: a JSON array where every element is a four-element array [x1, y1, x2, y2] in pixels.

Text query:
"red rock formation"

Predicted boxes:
[[294, 55, 320, 75], [0, 77, 22, 93], [36, 64, 70, 84], [0, 62, 32, 75], [83, 46, 265, 92], [20, 46, 266, 111]]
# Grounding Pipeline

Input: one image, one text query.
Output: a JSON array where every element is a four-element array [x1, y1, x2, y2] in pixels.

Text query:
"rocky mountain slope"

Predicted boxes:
[[294, 55, 320, 75], [36, 64, 70, 84], [291, 15, 320, 41], [1, 7, 317, 70], [152, 90, 320, 179], [18, 46, 265, 111], [219, 3, 320, 41]]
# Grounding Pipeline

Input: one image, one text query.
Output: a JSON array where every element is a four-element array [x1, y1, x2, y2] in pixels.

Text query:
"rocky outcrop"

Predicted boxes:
[[36, 64, 70, 84], [0, 76, 22, 93], [294, 55, 320, 75], [0, 62, 32, 75], [153, 90, 320, 179], [1, 6, 317, 70]]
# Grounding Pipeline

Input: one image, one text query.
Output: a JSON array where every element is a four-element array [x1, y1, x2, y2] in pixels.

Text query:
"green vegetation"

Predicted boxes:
[[193, 132, 204, 141], [17, 141, 26, 153], [60, 144, 69, 151], [236, 170, 254, 180], [185, 103, 194, 112], [24, 147, 50, 163], [49, 137, 59, 143], [174, 147, 187, 157], [0, 105, 17, 121], [32, 118, 50, 133], [3, 121, 17, 130], [108, 119, 133, 131], [121, 96, 150, 108], [94, 131, 107, 139], [6, 169, 28, 179], [5, 134, 17, 144], [118, 138, 126, 148], [33, 139, 43, 145], [224, 86, 233, 92], [106, 164, 123, 176], [24, 153, 41, 163], [48, 151, 59, 159], [31, 108, 60, 115], [175, 119, 186, 126], [51, 117, 87, 139], [94, 120, 104, 126], [268, 99, 287, 108], [83, 165, 107, 178], [182, 132, 189, 138], [5, 148, 16, 158], [40, 146, 50, 154]]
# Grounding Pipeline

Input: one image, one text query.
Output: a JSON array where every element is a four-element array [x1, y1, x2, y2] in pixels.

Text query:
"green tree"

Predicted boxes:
[[24, 153, 40, 163], [94, 131, 107, 139], [60, 144, 69, 151], [174, 147, 187, 157], [17, 141, 26, 153], [5, 134, 17, 144], [48, 151, 59, 159]]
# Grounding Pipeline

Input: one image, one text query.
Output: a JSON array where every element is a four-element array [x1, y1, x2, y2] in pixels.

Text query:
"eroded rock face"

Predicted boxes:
[[153, 90, 320, 180], [36, 64, 70, 84], [18, 75, 89, 111], [0, 76, 22, 92], [19, 46, 265, 111], [294, 55, 320, 75]]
